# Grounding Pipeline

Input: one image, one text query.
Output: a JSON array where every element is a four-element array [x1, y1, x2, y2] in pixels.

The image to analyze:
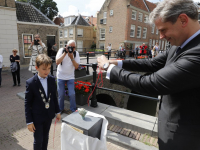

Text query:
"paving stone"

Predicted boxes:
[[125, 129, 131, 137], [120, 128, 125, 135], [123, 128, 128, 136], [136, 133, 141, 141], [107, 124, 111, 130], [145, 136, 151, 144], [129, 131, 134, 138], [114, 126, 120, 133], [117, 127, 122, 133], [142, 134, 148, 143], [150, 137, 155, 145], [111, 125, 118, 132], [109, 125, 114, 131], [132, 131, 138, 139], [153, 138, 158, 147]]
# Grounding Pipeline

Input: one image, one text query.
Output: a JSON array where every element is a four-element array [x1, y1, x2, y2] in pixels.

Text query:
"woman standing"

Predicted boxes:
[[28, 34, 47, 75], [10, 49, 20, 86]]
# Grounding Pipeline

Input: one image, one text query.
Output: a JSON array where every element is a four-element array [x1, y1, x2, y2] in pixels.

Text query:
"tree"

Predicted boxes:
[[16, 0, 58, 21], [41, 0, 58, 21]]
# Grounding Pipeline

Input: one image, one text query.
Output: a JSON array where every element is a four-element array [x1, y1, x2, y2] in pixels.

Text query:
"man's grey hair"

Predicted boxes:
[[34, 33, 40, 38], [149, 0, 198, 24], [67, 40, 76, 46]]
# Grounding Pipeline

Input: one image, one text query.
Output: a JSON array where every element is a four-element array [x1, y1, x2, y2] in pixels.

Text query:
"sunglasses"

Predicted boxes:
[[13, 51, 17, 52]]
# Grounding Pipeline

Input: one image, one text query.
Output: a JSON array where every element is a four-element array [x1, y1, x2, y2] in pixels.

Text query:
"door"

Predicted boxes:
[[47, 36, 55, 57]]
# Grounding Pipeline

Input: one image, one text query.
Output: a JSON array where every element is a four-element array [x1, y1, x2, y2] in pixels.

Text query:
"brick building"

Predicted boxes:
[[0, 0, 59, 68], [96, 0, 168, 51], [58, 14, 95, 52]]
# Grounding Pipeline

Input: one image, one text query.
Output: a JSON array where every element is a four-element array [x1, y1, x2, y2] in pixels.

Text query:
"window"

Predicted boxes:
[[132, 10, 136, 20], [100, 28, 105, 40], [77, 40, 83, 52], [109, 26, 113, 33], [60, 41, 63, 48], [151, 24, 155, 34], [144, 15, 148, 23], [153, 39, 155, 46], [104, 12, 107, 18], [110, 10, 113, 16], [64, 17, 76, 26], [64, 41, 68, 47], [103, 19, 107, 24], [138, 13, 143, 22], [99, 43, 105, 50], [59, 30, 63, 38], [130, 25, 135, 37], [149, 39, 152, 48], [64, 29, 68, 37], [69, 28, 73, 37], [23, 34, 33, 58], [156, 29, 159, 35], [137, 26, 141, 38], [143, 28, 147, 39], [77, 28, 83, 37]]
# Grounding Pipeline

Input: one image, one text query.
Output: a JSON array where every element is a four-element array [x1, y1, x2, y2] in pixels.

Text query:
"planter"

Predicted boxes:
[[75, 69, 86, 78], [76, 93, 89, 106]]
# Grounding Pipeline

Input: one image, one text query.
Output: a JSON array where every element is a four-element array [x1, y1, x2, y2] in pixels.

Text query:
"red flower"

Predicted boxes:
[[85, 89, 89, 92]]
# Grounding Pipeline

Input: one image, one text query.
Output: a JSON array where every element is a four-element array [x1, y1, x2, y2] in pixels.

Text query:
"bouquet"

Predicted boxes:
[[75, 81, 92, 95]]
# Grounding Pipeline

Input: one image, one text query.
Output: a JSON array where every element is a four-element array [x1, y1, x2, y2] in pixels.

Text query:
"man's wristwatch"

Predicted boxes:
[[103, 62, 109, 71]]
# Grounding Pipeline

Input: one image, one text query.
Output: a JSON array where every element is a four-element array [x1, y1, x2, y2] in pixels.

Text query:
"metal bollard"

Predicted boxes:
[[90, 63, 98, 107], [86, 52, 89, 75]]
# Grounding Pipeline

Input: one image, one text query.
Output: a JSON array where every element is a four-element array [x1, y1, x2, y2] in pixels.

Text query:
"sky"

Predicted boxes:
[[54, 0, 200, 18]]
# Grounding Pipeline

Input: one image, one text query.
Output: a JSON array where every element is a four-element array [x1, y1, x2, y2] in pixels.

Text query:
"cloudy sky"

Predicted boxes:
[[54, 0, 200, 17]]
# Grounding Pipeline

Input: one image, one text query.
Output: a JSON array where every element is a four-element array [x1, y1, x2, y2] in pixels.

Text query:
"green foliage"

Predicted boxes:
[[16, 0, 58, 21], [41, 0, 58, 20], [91, 43, 96, 49]]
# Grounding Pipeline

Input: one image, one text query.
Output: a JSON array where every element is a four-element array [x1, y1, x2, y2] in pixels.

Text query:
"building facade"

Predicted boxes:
[[58, 15, 95, 52], [96, 0, 168, 51]]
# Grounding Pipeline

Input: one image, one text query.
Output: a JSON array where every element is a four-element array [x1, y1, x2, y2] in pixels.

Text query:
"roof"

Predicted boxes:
[[71, 15, 90, 26], [15, 1, 55, 24], [82, 16, 97, 27], [130, 0, 156, 12]]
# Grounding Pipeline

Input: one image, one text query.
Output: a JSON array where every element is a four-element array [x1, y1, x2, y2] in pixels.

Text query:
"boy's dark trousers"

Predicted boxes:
[[33, 117, 52, 150]]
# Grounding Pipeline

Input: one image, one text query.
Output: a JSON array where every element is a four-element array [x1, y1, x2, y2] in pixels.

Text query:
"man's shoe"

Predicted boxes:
[[18, 84, 21, 86], [13, 84, 16, 86]]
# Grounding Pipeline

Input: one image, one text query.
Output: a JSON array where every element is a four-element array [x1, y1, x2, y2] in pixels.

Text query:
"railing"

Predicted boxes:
[[50, 54, 160, 108]]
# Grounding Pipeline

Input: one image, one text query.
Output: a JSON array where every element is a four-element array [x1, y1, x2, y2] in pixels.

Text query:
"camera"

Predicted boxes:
[[67, 46, 74, 53], [34, 40, 40, 45]]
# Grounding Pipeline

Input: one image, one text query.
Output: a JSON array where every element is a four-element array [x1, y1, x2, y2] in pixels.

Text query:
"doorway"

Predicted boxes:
[[47, 36, 55, 57]]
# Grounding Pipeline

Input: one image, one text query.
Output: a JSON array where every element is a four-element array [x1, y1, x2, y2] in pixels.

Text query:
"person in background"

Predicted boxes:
[[25, 54, 61, 150], [28, 34, 47, 75], [106, 43, 112, 56], [56, 40, 80, 113], [97, 0, 200, 149], [134, 46, 139, 59], [0, 54, 3, 87], [153, 42, 160, 56], [151, 46, 156, 57], [51, 43, 57, 57], [10, 49, 20, 86]]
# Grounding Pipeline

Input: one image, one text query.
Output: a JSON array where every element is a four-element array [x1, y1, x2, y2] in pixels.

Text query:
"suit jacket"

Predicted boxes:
[[25, 74, 60, 124], [110, 34, 200, 149]]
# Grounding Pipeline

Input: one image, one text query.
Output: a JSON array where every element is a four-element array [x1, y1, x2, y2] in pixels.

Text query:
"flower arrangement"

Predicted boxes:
[[74, 81, 92, 95], [76, 65, 86, 71]]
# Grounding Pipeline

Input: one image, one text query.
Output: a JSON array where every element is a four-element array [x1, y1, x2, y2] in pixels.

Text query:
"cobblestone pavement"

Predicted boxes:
[[0, 67, 128, 150]]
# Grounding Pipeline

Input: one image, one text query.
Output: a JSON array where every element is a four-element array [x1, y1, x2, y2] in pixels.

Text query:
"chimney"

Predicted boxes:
[[91, 15, 93, 25]]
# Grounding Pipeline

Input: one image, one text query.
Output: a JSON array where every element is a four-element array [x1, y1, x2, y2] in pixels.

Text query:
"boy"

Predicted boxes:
[[25, 54, 61, 150]]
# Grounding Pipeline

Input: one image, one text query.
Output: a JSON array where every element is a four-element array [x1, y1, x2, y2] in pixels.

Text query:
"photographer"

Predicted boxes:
[[28, 34, 47, 75], [56, 40, 80, 113]]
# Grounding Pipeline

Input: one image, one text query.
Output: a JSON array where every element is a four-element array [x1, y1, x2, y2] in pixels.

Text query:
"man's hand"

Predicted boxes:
[[38, 40, 43, 46], [56, 114, 61, 121], [97, 55, 109, 70], [27, 123, 36, 132]]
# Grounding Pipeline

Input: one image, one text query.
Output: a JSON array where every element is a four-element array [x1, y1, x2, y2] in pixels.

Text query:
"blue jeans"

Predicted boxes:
[[57, 79, 76, 112]]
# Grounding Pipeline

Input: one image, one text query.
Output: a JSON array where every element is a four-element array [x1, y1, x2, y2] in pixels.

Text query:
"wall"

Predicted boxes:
[[17, 23, 59, 65], [0, 0, 15, 8], [0, 6, 18, 69]]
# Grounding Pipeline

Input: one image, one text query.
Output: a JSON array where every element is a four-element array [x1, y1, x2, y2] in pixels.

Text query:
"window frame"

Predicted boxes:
[[109, 26, 113, 33], [137, 26, 142, 38], [130, 25, 135, 37], [144, 15, 148, 23], [22, 33, 33, 58], [110, 10, 113, 16], [138, 12, 143, 22], [69, 28, 73, 37], [132, 10, 136, 20], [151, 24, 155, 34], [77, 28, 83, 37], [100, 28, 105, 40], [64, 29, 68, 37], [59, 30, 63, 38], [59, 41, 63, 49], [143, 27, 147, 39]]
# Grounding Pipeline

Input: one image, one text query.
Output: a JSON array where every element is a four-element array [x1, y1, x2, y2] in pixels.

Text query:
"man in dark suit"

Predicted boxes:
[[25, 54, 60, 150], [97, 0, 200, 149]]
